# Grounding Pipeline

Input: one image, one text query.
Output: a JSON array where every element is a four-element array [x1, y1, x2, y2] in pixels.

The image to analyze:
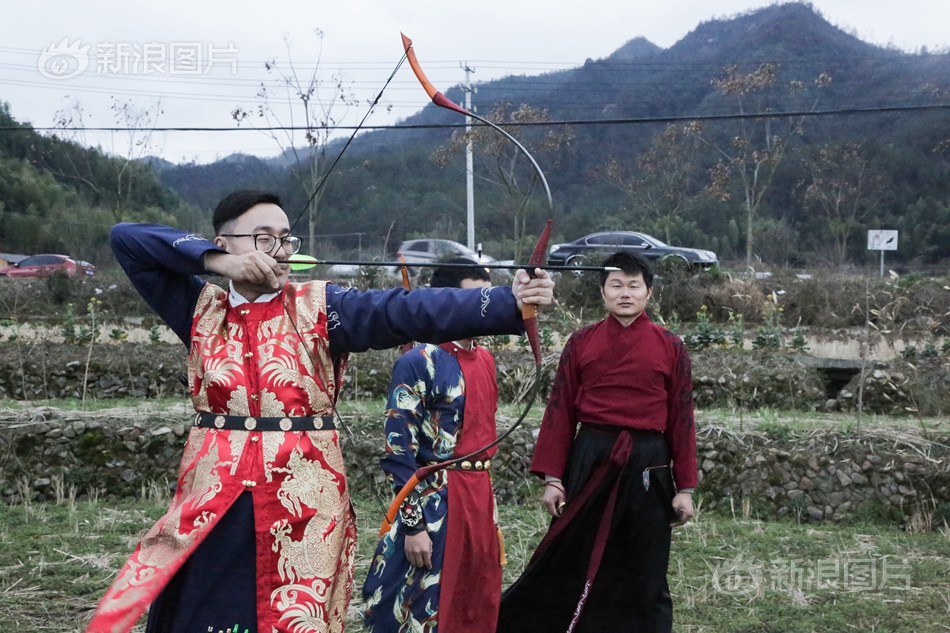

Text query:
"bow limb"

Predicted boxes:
[[401, 33, 553, 214], [401, 32, 555, 365], [378, 226, 555, 537], [521, 218, 553, 365]]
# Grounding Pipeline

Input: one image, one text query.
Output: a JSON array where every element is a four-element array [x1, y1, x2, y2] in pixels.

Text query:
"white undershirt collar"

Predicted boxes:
[[228, 281, 279, 307]]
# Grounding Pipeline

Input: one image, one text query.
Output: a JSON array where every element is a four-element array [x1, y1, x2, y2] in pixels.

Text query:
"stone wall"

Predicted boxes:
[[2, 411, 947, 527], [0, 413, 189, 501], [2, 342, 948, 416], [0, 342, 187, 401], [0, 411, 538, 505], [694, 425, 950, 524]]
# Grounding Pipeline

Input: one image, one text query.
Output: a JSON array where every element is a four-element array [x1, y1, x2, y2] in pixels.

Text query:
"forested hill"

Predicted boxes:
[[155, 3, 950, 267], [0, 104, 200, 264], [390, 2, 947, 141]]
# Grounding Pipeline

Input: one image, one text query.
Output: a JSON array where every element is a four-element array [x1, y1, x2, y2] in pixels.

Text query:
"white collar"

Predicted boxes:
[[228, 281, 279, 307]]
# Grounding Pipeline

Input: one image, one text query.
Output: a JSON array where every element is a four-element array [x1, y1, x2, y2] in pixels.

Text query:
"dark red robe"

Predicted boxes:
[[531, 313, 697, 489], [440, 342, 502, 633]]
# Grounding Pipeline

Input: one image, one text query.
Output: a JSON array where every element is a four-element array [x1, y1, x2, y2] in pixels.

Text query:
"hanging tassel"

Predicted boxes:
[[491, 485, 506, 566], [497, 526, 507, 567]]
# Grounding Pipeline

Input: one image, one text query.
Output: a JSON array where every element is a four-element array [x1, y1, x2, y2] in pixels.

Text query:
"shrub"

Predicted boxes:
[[752, 301, 783, 350], [687, 305, 726, 350], [46, 270, 72, 304]]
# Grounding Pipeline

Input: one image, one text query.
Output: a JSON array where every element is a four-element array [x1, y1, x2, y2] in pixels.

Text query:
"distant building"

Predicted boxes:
[[0, 253, 26, 269]]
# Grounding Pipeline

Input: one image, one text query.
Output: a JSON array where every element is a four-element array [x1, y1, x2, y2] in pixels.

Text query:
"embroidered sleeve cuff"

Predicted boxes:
[[398, 488, 426, 535]]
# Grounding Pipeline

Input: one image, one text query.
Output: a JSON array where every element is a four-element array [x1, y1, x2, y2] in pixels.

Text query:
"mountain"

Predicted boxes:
[[153, 2, 950, 265], [606, 37, 661, 62], [153, 153, 288, 212]]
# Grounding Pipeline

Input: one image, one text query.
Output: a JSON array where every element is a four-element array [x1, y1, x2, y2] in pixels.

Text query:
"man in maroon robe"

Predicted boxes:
[[496, 250, 698, 633]]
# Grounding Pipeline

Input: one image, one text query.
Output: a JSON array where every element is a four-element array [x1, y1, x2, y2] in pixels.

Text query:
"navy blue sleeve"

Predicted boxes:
[[110, 223, 226, 346], [325, 283, 526, 355], [379, 349, 432, 489]]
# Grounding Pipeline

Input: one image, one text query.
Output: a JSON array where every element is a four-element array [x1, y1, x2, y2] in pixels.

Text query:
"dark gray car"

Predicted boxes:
[[547, 231, 717, 268]]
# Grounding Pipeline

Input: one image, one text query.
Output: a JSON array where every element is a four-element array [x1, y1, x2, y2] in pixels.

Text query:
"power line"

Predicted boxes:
[[4, 102, 949, 134]]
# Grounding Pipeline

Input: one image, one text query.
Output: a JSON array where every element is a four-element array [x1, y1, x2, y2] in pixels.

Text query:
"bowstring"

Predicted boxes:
[[274, 52, 408, 514], [279, 290, 389, 514], [279, 53, 406, 511]]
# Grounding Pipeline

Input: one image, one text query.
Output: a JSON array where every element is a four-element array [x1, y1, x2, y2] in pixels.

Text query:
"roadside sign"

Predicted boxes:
[[867, 230, 898, 251], [868, 230, 898, 277]]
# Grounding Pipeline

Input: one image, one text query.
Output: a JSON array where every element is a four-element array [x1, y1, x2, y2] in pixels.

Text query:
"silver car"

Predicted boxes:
[[396, 239, 497, 274]]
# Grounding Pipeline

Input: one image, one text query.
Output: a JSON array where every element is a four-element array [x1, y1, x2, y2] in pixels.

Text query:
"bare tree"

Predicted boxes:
[[232, 29, 357, 255], [704, 64, 831, 265], [803, 142, 887, 265], [433, 102, 573, 262], [51, 96, 163, 222], [603, 121, 704, 245]]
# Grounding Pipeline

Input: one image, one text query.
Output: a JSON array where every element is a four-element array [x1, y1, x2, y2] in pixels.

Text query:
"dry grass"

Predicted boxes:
[[1, 491, 949, 632]]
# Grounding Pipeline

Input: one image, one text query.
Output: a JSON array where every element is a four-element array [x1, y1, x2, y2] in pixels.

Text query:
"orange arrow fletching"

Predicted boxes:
[[398, 255, 411, 291]]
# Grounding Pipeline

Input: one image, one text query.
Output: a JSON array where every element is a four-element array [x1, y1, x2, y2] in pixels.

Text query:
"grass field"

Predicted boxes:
[[2, 401, 948, 631], [1, 488, 948, 633]]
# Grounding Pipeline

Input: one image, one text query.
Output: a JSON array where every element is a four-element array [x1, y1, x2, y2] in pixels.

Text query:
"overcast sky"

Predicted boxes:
[[3, 0, 949, 164]]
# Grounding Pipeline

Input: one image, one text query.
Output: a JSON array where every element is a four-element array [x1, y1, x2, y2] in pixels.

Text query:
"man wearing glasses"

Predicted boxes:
[[85, 190, 554, 633]]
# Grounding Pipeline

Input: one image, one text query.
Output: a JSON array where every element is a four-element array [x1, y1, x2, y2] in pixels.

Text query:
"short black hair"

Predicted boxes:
[[212, 190, 282, 235], [599, 251, 654, 289], [429, 257, 491, 289]]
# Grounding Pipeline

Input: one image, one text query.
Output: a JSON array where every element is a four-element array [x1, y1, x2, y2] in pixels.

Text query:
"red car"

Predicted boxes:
[[0, 254, 95, 277]]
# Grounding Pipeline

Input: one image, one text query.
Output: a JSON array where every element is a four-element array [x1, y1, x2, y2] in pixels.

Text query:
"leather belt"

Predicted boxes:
[[444, 459, 492, 471], [194, 412, 336, 432]]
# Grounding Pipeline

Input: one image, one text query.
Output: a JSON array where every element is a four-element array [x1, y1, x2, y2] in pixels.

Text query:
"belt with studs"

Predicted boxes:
[[444, 459, 492, 471], [194, 412, 336, 432]]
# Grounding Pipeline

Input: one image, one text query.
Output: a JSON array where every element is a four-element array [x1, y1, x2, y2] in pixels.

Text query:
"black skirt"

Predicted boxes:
[[145, 491, 259, 633], [497, 425, 676, 633]]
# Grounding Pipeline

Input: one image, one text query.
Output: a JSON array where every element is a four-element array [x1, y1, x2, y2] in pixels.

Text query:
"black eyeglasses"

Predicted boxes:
[[219, 233, 302, 255]]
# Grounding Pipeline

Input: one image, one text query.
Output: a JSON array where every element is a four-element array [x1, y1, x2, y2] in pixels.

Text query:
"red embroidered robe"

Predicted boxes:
[[86, 281, 355, 633]]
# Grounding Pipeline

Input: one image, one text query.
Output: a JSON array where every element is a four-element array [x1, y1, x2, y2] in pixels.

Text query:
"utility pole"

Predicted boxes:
[[461, 62, 477, 251]]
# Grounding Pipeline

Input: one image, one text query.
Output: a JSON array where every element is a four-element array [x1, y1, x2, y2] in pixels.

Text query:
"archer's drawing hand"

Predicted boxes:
[[513, 268, 555, 312], [205, 251, 284, 290], [404, 531, 433, 569]]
